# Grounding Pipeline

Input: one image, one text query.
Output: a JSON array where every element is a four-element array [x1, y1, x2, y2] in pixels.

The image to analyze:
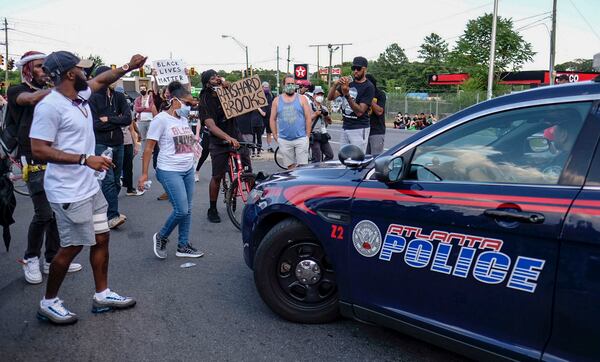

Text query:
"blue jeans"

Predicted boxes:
[[95, 144, 124, 220], [156, 167, 194, 247]]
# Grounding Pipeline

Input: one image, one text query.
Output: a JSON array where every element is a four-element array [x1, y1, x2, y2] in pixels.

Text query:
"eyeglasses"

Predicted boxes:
[[351, 66, 362, 71]]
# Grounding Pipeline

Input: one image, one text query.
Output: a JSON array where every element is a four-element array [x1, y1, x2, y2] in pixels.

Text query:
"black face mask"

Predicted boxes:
[[74, 73, 88, 92], [140, 90, 147, 96]]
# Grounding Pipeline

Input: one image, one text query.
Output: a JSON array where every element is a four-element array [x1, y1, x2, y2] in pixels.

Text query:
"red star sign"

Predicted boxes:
[[295, 66, 307, 79]]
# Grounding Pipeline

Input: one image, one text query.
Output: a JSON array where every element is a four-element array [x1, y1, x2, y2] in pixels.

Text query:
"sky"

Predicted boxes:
[[1, 0, 599, 73]]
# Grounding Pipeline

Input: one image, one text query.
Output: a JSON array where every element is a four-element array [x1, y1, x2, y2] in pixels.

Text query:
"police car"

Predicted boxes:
[[242, 78, 600, 361]]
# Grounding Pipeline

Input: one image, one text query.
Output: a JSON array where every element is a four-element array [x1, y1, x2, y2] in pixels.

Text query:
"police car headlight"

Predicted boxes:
[[248, 188, 263, 205]]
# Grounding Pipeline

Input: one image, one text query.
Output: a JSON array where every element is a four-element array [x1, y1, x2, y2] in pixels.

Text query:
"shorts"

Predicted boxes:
[[209, 143, 252, 177], [50, 190, 109, 247], [278, 136, 309, 167], [341, 127, 370, 153], [367, 134, 385, 155]]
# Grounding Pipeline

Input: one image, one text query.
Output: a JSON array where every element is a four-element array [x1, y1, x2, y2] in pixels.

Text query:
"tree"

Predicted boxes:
[[555, 59, 594, 72], [86, 54, 104, 67], [377, 43, 408, 67], [449, 13, 535, 72], [370, 44, 410, 90], [418, 33, 448, 64]]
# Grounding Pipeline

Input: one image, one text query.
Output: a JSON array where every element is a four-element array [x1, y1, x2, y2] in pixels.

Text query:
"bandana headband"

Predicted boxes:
[[16, 53, 47, 69]]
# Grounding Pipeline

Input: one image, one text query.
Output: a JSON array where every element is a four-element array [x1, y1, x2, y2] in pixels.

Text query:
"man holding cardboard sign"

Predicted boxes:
[[198, 70, 251, 223]]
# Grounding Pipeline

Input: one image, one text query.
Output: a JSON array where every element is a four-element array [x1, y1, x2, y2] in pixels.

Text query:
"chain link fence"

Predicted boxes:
[[384, 90, 512, 120]]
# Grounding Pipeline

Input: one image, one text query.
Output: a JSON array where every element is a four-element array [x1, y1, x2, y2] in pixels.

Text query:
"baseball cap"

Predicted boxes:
[[352, 56, 368, 68], [313, 86, 324, 94], [43, 51, 93, 79]]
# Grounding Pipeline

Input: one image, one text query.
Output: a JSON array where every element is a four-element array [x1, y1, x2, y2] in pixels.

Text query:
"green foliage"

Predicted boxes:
[[448, 13, 535, 73], [555, 59, 594, 72], [418, 33, 448, 64], [87, 54, 104, 67]]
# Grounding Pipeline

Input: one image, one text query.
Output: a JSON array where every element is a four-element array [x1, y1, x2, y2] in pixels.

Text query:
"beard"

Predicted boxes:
[[74, 74, 88, 92]]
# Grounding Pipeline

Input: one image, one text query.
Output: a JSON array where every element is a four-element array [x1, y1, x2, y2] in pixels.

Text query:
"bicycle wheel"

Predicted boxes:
[[10, 164, 29, 196], [274, 147, 286, 170], [226, 175, 254, 231]]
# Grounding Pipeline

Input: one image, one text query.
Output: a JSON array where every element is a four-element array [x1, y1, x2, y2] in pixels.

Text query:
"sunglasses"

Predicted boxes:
[[351, 66, 362, 71]]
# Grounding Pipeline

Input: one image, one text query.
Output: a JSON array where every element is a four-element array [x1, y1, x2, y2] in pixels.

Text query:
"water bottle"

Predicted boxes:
[[143, 180, 152, 190], [95, 147, 113, 180]]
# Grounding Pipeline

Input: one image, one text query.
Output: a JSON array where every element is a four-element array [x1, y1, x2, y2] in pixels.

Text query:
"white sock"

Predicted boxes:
[[41, 297, 59, 307], [94, 288, 110, 300]]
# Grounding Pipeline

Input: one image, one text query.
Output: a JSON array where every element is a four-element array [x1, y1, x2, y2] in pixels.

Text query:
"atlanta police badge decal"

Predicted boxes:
[[352, 220, 382, 257]]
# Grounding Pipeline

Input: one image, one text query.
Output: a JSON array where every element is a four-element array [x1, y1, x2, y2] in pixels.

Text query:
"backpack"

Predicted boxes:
[[0, 101, 19, 159]]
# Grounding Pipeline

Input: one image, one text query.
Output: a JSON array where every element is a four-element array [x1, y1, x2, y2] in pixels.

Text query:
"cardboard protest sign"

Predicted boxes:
[[152, 59, 189, 86], [215, 76, 268, 119]]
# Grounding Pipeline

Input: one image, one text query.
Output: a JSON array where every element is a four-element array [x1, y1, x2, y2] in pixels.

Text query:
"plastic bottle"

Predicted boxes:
[[95, 147, 113, 180], [143, 180, 153, 190]]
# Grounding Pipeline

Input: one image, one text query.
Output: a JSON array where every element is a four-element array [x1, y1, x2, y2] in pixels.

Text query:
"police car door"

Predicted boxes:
[[348, 101, 595, 358]]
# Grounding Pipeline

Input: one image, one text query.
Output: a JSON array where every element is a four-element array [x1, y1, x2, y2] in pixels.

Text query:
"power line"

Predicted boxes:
[[567, 0, 600, 43], [11, 29, 69, 44]]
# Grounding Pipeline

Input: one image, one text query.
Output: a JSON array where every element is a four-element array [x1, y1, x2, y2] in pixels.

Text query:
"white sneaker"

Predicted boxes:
[[194, 172, 200, 182], [43, 261, 83, 274], [22, 257, 42, 284], [37, 298, 78, 325], [108, 216, 125, 229]]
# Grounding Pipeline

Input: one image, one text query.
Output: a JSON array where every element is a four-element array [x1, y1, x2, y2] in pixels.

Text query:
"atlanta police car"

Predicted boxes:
[[242, 78, 600, 361]]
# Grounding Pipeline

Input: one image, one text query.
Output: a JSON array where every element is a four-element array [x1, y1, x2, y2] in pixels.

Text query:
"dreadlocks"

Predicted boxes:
[[16, 51, 46, 85]]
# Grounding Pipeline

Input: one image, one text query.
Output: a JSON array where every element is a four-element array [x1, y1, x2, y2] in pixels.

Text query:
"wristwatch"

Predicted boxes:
[[121, 63, 130, 72], [79, 154, 87, 165]]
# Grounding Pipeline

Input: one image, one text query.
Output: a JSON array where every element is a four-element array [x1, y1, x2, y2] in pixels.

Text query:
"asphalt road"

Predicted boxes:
[[0, 126, 465, 361]]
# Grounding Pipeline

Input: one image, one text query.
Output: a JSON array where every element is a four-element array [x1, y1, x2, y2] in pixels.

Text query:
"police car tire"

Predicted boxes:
[[254, 218, 339, 324]]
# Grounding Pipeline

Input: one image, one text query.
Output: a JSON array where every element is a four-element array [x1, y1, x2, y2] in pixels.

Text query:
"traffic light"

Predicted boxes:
[[0, 54, 3, 66], [189, 67, 196, 76], [111, 64, 117, 70], [139, 67, 145, 78], [7, 58, 14, 71]]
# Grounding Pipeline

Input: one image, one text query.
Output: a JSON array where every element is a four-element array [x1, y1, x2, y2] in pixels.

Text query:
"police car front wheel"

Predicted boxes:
[[253, 218, 339, 323]]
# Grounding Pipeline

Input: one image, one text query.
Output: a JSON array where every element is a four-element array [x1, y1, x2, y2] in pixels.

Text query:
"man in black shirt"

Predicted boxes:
[[89, 66, 132, 229], [327, 56, 374, 153], [198, 69, 248, 223], [7, 51, 82, 284], [365, 74, 386, 155]]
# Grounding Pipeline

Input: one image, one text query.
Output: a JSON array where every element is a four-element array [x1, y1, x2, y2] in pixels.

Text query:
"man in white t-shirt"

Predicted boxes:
[[30, 51, 146, 325]]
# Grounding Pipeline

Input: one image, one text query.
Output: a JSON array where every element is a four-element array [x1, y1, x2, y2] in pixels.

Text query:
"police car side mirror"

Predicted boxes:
[[375, 156, 404, 183], [339, 144, 372, 169]]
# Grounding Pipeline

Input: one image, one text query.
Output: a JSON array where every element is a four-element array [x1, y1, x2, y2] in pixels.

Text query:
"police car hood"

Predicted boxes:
[[274, 161, 353, 180]]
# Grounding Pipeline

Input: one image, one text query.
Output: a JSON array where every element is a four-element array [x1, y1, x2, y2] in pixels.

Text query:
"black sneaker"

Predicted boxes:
[[176, 244, 204, 258], [207, 208, 221, 223], [153, 232, 169, 259]]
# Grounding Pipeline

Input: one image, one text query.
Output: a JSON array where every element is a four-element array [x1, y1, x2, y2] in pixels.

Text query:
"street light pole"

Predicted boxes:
[[486, 0, 499, 100], [222, 34, 249, 75]]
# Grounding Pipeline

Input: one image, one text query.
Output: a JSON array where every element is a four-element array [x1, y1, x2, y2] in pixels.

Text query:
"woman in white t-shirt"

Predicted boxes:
[[138, 82, 203, 259]]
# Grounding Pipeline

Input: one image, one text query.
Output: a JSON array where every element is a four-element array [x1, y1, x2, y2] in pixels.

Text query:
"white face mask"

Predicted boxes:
[[315, 95, 324, 103]]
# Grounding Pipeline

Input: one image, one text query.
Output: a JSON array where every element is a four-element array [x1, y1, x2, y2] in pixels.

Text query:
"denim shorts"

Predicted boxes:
[[50, 189, 109, 247]]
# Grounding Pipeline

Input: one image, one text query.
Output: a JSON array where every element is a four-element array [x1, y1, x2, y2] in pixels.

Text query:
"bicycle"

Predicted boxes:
[[274, 144, 325, 170], [9, 156, 29, 196], [222, 141, 258, 230]]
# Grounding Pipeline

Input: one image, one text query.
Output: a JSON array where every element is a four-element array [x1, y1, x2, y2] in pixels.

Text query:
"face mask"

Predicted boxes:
[[140, 90, 147, 96], [74, 72, 88, 92], [174, 98, 191, 118], [283, 84, 296, 95], [315, 95, 324, 103]]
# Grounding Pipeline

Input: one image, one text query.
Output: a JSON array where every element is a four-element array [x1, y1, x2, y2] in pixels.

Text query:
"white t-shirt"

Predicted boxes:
[[29, 87, 100, 204], [147, 111, 195, 172]]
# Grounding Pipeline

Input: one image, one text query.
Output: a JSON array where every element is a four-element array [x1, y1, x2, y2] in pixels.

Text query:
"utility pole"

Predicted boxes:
[[276, 46, 280, 95], [286, 45, 290, 74], [549, 0, 557, 85], [310, 42, 352, 89], [4, 18, 8, 87], [486, 0, 499, 100]]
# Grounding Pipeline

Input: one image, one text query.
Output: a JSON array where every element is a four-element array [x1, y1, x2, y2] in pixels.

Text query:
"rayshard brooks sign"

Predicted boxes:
[[215, 75, 268, 119], [152, 59, 189, 86]]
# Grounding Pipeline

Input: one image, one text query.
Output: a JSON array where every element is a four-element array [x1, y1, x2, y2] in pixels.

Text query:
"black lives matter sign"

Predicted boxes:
[[215, 76, 268, 119]]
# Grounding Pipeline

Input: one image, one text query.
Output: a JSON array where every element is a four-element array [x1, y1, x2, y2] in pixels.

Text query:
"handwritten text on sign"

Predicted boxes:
[[152, 59, 189, 86], [215, 76, 268, 119]]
